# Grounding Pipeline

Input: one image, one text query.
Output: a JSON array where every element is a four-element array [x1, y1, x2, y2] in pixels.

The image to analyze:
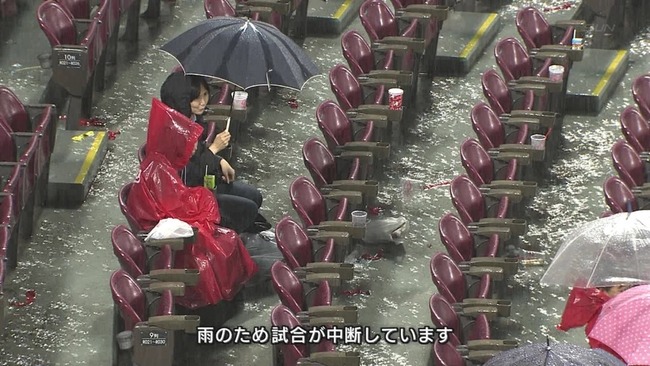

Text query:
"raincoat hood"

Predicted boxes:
[[146, 98, 203, 170], [160, 72, 193, 118]]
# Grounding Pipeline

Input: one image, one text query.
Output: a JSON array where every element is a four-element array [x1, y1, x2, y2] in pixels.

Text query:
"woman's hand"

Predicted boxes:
[[220, 159, 235, 183], [208, 131, 231, 154]]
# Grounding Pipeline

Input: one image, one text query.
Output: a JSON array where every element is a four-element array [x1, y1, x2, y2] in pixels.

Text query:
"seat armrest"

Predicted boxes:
[[455, 298, 511, 318], [461, 257, 519, 277], [468, 226, 512, 241], [508, 110, 558, 128], [553, 19, 587, 31], [147, 315, 201, 333], [358, 77, 399, 89], [239, 0, 290, 13], [490, 144, 544, 162], [508, 82, 548, 96], [478, 187, 523, 203], [148, 269, 200, 286], [323, 190, 363, 205], [374, 36, 426, 53], [401, 4, 449, 20], [471, 218, 527, 236], [336, 142, 390, 160], [309, 231, 350, 247], [364, 70, 413, 86], [349, 105, 402, 122], [298, 351, 361, 366], [302, 273, 342, 287], [487, 150, 532, 165], [463, 339, 519, 351], [482, 180, 537, 197], [532, 51, 568, 65], [302, 262, 354, 280], [500, 116, 540, 129], [323, 180, 379, 199], [310, 221, 364, 240], [512, 76, 563, 93], [140, 227, 198, 251], [299, 305, 358, 323], [236, 5, 275, 16], [371, 43, 409, 56], [537, 44, 583, 62], [459, 264, 505, 281], [396, 11, 433, 22], [146, 282, 185, 296], [336, 150, 375, 162], [348, 112, 389, 129]]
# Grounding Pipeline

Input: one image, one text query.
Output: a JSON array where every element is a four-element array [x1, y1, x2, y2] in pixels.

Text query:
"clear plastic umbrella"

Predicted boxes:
[[540, 210, 650, 288]]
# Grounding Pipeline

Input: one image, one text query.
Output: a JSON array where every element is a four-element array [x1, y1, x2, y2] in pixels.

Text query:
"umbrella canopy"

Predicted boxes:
[[483, 341, 626, 366], [160, 17, 320, 91], [540, 210, 650, 288], [589, 284, 650, 365]]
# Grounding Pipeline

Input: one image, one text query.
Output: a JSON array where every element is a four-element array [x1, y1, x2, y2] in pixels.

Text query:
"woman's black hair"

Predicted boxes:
[[160, 72, 209, 118]]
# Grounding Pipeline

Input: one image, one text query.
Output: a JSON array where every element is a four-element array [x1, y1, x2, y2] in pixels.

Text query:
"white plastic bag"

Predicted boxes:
[[144, 218, 194, 241]]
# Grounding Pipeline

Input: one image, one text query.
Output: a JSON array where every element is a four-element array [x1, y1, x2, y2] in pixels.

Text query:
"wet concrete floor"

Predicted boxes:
[[0, 0, 649, 365]]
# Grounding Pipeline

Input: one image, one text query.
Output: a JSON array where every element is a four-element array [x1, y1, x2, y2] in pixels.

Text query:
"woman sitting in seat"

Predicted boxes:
[[160, 72, 265, 234], [126, 98, 257, 309]]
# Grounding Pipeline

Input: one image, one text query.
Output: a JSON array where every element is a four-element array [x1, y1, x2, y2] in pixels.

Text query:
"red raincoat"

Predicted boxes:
[[126, 98, 257, 309], [557, 287, 623, 361]]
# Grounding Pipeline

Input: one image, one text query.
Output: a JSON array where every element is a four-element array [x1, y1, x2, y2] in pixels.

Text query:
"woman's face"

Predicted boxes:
[[190, 84, 209, 116]]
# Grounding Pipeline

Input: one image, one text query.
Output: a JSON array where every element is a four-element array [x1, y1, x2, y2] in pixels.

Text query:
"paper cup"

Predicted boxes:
[[232, 91, 248, 110], [116, 330, 133, 350], [351, 210, 368, 228], [530, 134, 546, 150], [388, 88, 404, 111], [549, 65, 564, 82]]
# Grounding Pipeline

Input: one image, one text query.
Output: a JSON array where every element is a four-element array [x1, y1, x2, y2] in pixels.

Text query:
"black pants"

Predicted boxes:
[[215, 180, 262, 234]]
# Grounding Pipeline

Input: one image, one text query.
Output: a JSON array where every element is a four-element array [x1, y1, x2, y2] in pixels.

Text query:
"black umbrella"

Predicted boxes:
[[160, 17, 320, 91], [483, 339, 626, 366]]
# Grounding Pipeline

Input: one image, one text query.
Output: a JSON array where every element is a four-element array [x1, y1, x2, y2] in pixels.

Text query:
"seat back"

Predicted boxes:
[[429, 293, 462, 340], [111, 225, 147, 278], [494, 37, 532, 82], [0, 119, 17, 162], [470, 102, 505, 150], [274, 216, 314, 269], [430, 252, 467, 304], [438, 213, 474, 262], [460, 138, 494, 186], [341, 30, 380, 76], [204, 0, 236, 18], [110, 269, 146, 331], [603, 176, 638, 213], [611, 140, 645, 188], [450, 175, 486, 225], [37, 0, 77, 47], [515, 6, 552, 50], [271, 261, 307, 313], [315, 100, 354, 150], [289, 177, 327, 227], [0, 86, 31, 133], [118, 182, 144, 233], [329, 65, 363, 111], [270, 305, 309, 365], [431, 336, 465, 366], [359, 0, 399, 41], [632, 74, 650, 121], [620, 106, 650, 153], [481, 69, 513, 116], [56, 0, 90, 18], [302, 137, 337, 189]]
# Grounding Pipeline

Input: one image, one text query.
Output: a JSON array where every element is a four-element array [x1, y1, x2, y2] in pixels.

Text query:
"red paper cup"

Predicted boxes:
[[388, 88, 404, 110]]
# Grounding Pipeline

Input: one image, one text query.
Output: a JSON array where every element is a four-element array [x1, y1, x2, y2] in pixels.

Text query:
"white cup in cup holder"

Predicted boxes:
[[351, 210, 368, 228], [530, 134, 546, 150], [116, 330, 133, 350]]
